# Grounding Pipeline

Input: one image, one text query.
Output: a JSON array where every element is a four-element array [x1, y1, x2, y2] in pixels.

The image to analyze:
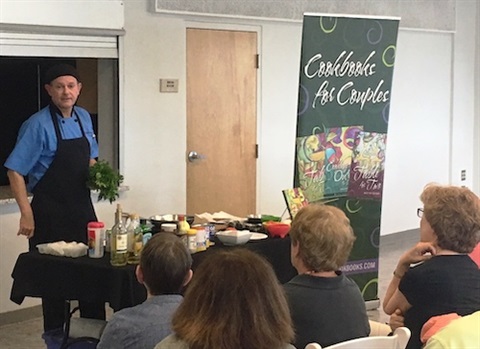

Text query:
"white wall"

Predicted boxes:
[[257, 22, 302, 216], [0, 0, 124, 30], [451, 1, 478, 188], [381, 30, 453, 234], [0, 0, 477, 314]]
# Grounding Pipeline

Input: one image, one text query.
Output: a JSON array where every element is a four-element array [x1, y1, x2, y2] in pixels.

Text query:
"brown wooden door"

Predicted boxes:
[[186, 28, 257, 217]]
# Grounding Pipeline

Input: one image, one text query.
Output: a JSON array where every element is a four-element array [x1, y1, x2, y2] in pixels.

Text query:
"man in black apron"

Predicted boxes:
[[5, 64, 105, 332]]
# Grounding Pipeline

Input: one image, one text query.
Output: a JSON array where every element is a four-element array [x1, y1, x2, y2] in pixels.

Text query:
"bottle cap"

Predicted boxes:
[[88, 221, 105, 228]]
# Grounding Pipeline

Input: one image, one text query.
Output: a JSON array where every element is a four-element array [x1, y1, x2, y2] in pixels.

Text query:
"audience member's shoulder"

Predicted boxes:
[[339, 272, 362, 287], [424, 311, 480, 349], [154, 334, 188, 349], [107, 304, 134, 320]]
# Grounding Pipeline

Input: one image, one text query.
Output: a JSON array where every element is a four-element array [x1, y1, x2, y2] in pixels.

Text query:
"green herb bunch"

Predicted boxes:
[[88, 160, 124, 203]]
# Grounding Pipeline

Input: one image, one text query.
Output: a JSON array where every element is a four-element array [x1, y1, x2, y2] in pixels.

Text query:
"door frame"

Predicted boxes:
[[185, 20, 263, 211]]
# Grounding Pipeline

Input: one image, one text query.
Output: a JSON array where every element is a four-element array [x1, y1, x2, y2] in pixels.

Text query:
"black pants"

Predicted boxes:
[[42, 297, 106, 332]]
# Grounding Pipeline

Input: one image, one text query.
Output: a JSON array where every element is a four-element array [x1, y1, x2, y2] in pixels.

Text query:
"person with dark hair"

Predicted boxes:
[[98, 233, 193, 349], [155, 249, 295, 349], [383, 183, 480, 349], [4, 63, 102, 332], [284, 204, 370, 348]]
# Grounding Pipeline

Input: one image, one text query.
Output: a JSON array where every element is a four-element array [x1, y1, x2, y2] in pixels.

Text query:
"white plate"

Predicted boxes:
[[250, 233, 268, 241]]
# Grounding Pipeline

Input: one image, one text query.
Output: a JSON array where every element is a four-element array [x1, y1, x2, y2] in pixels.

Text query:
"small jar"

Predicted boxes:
[[87, 221, 105, 258], [187, 229, 197, 254], [202, 224, 210, 248], [195, 227, 207, 252]]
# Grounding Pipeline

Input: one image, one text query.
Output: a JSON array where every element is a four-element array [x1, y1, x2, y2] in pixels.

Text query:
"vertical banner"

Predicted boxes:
[[294, 14, 399, 305]]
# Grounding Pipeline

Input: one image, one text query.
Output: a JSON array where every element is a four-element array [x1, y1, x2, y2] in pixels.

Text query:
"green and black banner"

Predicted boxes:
[[294, 14, 399, 303]]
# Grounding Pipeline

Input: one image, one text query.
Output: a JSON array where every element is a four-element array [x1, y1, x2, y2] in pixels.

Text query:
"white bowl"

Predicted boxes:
[[216, 230, 252, 246], [161, 223, 177, 233]]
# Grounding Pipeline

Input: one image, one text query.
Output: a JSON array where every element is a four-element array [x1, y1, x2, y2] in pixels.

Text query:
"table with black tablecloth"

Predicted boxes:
[[10, 251, 147, 311], [10, 236, 296, 310], [194, 235, 296, 284]]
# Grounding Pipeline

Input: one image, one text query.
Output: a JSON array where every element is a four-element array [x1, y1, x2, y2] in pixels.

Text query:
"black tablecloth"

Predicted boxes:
[[194, 235, 296, 284], [10, 236, 296, 310], [10, 251, 146, 311]]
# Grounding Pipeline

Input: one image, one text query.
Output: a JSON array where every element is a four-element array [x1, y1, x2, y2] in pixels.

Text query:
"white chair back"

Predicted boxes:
[[305, 344, 322, 349], [304, 327, 411, 349]]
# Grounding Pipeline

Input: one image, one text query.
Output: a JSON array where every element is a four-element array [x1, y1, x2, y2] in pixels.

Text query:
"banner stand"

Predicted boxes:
[[294, 13, 400, 306]]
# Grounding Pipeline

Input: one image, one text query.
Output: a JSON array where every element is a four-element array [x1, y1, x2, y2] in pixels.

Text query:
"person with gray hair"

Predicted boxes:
[[284, 203, 370, 349], [383, 183, 480, 349]]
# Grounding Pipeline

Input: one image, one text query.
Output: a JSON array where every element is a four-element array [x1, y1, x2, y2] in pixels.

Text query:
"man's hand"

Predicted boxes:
[[18, 210, 34, 238]]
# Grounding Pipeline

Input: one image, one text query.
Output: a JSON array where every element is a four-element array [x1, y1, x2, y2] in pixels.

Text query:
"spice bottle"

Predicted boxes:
[[178, 215, 190, 235], [187, 229, 197, 254], [195, 226, 207, 252], [87, 221, 105, 258]]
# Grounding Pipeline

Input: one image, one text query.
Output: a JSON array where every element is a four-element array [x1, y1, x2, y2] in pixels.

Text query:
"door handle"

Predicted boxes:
[[187, 151, 206, 162]]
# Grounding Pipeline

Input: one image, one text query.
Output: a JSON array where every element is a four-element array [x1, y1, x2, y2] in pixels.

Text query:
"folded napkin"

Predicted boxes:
[[37, 241, 88, 258], [195, 211, 244, 223]]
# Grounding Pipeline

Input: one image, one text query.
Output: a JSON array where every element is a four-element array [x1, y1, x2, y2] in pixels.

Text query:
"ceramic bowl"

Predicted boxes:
[[161, 223, 177, 233], [150, 214, 195, 228], [216, 230, 252, 246], [264, 223, 290, 238]]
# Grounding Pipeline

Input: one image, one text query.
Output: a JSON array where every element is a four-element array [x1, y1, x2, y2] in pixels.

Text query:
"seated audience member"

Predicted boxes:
[[469, 242, 480, 267], [423, 311, 480, 349], [284, 204, 370, 349], [155, 249, 295, 349], [420, 312, 461, 344], [97, 233, 193, 349], [383, 183, 480, 349]]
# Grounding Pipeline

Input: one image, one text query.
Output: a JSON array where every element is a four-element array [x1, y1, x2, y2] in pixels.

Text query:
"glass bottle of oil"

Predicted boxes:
[[127, 213, 143, 265], [110, 204, 128, 266]]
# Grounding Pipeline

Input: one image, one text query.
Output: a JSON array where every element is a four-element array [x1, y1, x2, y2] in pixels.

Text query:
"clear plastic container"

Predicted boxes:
[[87, 221, 105, 258]]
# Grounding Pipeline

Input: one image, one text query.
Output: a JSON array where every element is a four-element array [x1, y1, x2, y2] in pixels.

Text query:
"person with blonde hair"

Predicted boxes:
[[284, 204, 370, 349], [383, 183, 480, 349], [155, 249, 295, 349]]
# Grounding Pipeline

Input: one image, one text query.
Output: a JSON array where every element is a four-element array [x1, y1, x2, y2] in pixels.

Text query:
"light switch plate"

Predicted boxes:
[[160, 79, 179, 92]]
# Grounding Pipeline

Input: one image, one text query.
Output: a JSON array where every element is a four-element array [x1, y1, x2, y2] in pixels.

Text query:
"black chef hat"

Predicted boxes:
[[44, 64, 81, 84]]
